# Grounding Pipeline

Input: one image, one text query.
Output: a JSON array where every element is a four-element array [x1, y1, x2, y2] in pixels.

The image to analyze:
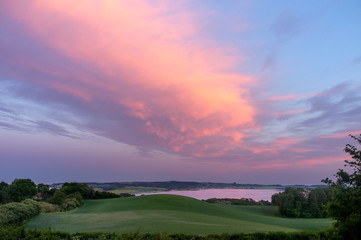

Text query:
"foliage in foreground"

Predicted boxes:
[[321, 134, 361, 240], [0, 226, 330, 240], [0, 199, 40, 226]]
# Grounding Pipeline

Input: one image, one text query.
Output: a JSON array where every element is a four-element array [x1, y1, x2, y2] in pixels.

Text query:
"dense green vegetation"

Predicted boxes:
[[0, 180, 124, 228], [0, 226, 332, 240], [0, 180, 122, 206], [0, 179, 40, 204], [0, 199, 40, 226], [271, 187, 332, 218], [204, 198, 271, 206], [321, 134, 361, 239], [26, 194, 332, 235]]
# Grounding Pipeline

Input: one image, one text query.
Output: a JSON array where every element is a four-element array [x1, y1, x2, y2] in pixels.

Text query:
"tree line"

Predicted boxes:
[[271, 187, 332, 218], [85, 181, 325, 192], [205, 198, 271, 206]]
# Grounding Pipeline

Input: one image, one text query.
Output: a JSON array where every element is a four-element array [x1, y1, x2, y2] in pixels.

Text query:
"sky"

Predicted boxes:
[[1, 0, 361, 184]]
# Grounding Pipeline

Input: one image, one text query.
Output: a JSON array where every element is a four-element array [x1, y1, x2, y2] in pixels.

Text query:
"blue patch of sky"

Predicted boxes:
[[188, 0, 361, 98]]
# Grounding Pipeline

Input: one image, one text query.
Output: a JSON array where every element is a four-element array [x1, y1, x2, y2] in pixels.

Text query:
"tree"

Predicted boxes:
[[322, 134, 361, 240], [8, 179, 37, 202], [271, 187, 332, 218], [0, 182, 11, 204], [37, 183, 54, 200], [61, 182, 95, 199], [49, 191, 66, 206], [272, 187, 306, 217], [67, 192, 84, 205]]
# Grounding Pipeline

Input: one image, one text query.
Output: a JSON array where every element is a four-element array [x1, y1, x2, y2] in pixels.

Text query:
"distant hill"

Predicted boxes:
[[50, 181, 326, 191]]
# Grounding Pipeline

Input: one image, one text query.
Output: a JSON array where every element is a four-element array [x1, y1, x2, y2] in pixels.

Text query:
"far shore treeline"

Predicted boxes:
[[52, 181, 326, 191]]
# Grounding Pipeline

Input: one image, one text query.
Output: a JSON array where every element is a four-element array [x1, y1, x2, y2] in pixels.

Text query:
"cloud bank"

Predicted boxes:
[[1, 0, 360, 183], [1, 0, 255, 157]]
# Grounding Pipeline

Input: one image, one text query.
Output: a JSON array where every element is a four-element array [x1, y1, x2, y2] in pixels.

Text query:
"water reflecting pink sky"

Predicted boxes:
[[138, 188, 283, 201]]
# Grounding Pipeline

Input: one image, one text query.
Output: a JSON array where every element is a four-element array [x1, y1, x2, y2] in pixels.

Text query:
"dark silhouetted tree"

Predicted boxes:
[[61, 182, 95, 199], [8, 179, 37, 202], [37, 183, 55, 200], [0, 182, 11, 204], [322, 134, 361, 240]]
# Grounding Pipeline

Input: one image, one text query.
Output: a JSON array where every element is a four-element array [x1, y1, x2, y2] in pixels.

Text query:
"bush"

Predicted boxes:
[[0, 226, 71, 240], [49, 191, 66, 205], [0, 199, 40, 226], [68, 191, 84, 205], [38, 202, 61, 213], [60, 198, 81, 211]]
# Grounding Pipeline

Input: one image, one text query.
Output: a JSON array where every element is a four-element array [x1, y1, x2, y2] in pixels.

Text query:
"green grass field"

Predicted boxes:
[[26, 195, 332, 235]]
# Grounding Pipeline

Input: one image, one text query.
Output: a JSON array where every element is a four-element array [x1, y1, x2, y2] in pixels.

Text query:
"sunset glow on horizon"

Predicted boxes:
[[1, 0, 360, 184]]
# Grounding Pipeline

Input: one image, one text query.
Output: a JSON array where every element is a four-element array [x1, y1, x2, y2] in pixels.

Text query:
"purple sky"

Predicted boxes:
[[1, 0, 360, 184]]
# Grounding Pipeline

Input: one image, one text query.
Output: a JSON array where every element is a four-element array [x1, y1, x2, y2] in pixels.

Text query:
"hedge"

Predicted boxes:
[[0, 227, 332, 240], [0, 199, 40, 226]]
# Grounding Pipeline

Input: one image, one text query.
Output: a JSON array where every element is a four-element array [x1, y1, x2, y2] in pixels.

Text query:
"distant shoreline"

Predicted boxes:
[[50, 180, 326, 192]]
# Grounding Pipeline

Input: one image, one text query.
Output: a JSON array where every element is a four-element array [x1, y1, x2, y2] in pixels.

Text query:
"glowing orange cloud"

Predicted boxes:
[[4, 0, 255, 156]]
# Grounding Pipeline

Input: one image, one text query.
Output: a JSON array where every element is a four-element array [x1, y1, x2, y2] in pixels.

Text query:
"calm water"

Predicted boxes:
[[137, 188, 283, 201]]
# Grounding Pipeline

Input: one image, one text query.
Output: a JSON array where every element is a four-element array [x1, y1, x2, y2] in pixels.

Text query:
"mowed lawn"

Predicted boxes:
[[26, 195, 332, 235]]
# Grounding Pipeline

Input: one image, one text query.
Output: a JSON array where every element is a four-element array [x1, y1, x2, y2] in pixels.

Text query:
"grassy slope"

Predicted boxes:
[[26, 195, 332, 235]]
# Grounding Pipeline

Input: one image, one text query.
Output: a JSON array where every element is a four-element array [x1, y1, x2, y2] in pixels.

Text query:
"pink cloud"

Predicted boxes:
[[269, 94, 297, 101], [269, 93, 314, 102], [294, 155, 344, 169], [293, 148, 313, 153], [3, 1, 255, 157], [243, 137, 304, 155], [319, 130, 361, 139]]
